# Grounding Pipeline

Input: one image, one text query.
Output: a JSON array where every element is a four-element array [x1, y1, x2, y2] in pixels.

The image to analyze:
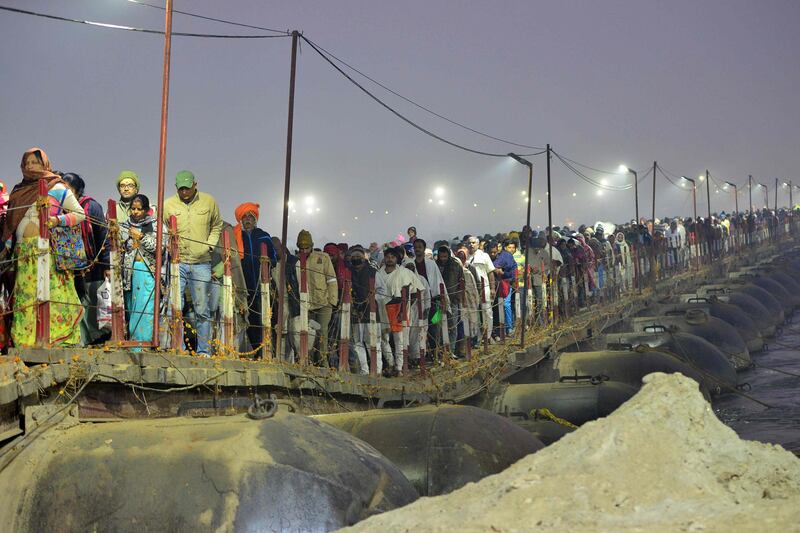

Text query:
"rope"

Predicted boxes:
[[530, 407, 578, 429]]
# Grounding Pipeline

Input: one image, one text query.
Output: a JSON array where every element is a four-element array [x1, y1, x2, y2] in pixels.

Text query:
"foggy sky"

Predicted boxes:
[[1, 0, 798, 246]]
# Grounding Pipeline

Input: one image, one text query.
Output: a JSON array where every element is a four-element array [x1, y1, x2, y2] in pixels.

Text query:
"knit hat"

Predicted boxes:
[[297, 229, 313, 249], [117, 170, 140, 190], [175, 170, 196, 189]]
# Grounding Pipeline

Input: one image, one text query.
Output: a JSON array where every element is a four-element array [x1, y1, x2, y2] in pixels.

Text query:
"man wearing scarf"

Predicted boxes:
[[233, 202, 277, 355]]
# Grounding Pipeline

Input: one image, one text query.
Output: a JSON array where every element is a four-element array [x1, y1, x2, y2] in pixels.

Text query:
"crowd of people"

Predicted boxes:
[[0, 147, 793, 378]]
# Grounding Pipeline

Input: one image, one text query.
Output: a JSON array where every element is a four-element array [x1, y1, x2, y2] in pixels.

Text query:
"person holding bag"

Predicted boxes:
[[3, 148, 86, 347]]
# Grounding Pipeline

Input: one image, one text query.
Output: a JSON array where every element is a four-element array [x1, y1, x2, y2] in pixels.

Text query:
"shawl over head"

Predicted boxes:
[[4, 148, 63, 243]]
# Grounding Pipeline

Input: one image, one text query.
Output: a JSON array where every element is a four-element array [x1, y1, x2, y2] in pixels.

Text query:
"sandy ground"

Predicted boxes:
[[342, 372, 800, 532]]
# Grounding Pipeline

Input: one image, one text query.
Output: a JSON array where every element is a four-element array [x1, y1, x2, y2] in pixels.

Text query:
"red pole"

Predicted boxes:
[[106, 200, 125, 343], [152, 0, 173, 348], [35, 179, 50, 348]]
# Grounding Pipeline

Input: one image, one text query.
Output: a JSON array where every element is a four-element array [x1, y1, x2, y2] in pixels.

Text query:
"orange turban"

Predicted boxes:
[[235, 202, 260, 222], [234, 202, 260, 259]]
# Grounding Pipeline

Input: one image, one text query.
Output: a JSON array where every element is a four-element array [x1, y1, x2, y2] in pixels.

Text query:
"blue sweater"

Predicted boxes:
[[240, 227, 278, 293]]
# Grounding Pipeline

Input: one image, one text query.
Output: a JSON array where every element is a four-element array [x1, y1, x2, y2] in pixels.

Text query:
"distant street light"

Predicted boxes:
[[508, 152, 533, 348], [723, 181, 738, 215], [681, 176, 698, 222], [619, 165, 639, 223], [682, 176, 699, 267]]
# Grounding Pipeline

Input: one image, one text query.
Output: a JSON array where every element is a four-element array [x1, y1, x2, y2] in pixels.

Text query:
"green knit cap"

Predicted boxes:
[[117, 170, 140, 189]]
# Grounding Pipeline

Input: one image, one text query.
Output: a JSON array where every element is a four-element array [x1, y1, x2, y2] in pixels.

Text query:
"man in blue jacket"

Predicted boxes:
[[234, 203, 277, 356]]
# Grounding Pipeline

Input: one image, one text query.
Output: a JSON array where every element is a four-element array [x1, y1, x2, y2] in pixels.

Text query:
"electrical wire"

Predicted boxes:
[[303, 36, 545, 152], [125, 0, 290, 35], [0, 5, 291, 38], [555, 153, 647, 176], [552, 150, 633, 191], [656, 165, 690, 191], [300, 34, 543, 159]]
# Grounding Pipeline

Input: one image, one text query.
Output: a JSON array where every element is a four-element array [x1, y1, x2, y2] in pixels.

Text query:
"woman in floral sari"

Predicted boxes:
[[3, 148, 85, 346]]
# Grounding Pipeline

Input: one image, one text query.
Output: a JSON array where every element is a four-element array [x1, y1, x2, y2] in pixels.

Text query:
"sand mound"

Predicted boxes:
[[342, 373, 800, 532]]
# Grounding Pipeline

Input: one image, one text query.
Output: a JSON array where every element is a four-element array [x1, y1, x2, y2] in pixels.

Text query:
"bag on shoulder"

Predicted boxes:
[[96, 279, 112, 331], [50, 189, 88, 271], [78, 196, 96, 260]]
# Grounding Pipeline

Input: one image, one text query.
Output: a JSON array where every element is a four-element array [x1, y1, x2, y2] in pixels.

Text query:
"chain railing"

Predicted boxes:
[[8, 178, 798, 383]]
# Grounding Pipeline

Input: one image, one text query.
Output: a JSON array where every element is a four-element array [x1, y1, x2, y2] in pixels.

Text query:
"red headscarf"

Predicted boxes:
[[4, 148, 62, 243], [233, 202, 259, 259], [324, 243, 347, 285]]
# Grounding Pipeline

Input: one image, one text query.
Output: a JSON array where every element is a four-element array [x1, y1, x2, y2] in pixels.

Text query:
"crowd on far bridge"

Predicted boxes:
[[0, 147, 792, 378]]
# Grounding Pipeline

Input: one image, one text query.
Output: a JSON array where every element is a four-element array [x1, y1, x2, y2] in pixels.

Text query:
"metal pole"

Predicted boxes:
[[748, 175, 753, 213], [651, 161, 657, 221], [631, 169, 639, 223], [520, 162, 532, 348], [276, 30, 300, 361], [546, 145, 553, 320], [790, 181, 793, 208], [706, 170, 711, 219], [775, 178, 778, 210], [152, 0, 173, 348], [692, 184, 698, 269], [733, 185, 739, 252]]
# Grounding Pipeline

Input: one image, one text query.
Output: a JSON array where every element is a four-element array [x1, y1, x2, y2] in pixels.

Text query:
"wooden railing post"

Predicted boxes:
[[479, 279, 488, 354], [338, 269, 351, 372], [417, 288, 427, 375], [400, 285, 409, 375], [439, 282, 449, 357], [221, 230, 234, 354], [368, 277, 378, 376], [259, 243, 272, 360], [106, 200, 125, 344], [298, 252, 309, 365], [35, 179, 50, 348], [168, 215, 182, 350], [460, 276, 471, 361]]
